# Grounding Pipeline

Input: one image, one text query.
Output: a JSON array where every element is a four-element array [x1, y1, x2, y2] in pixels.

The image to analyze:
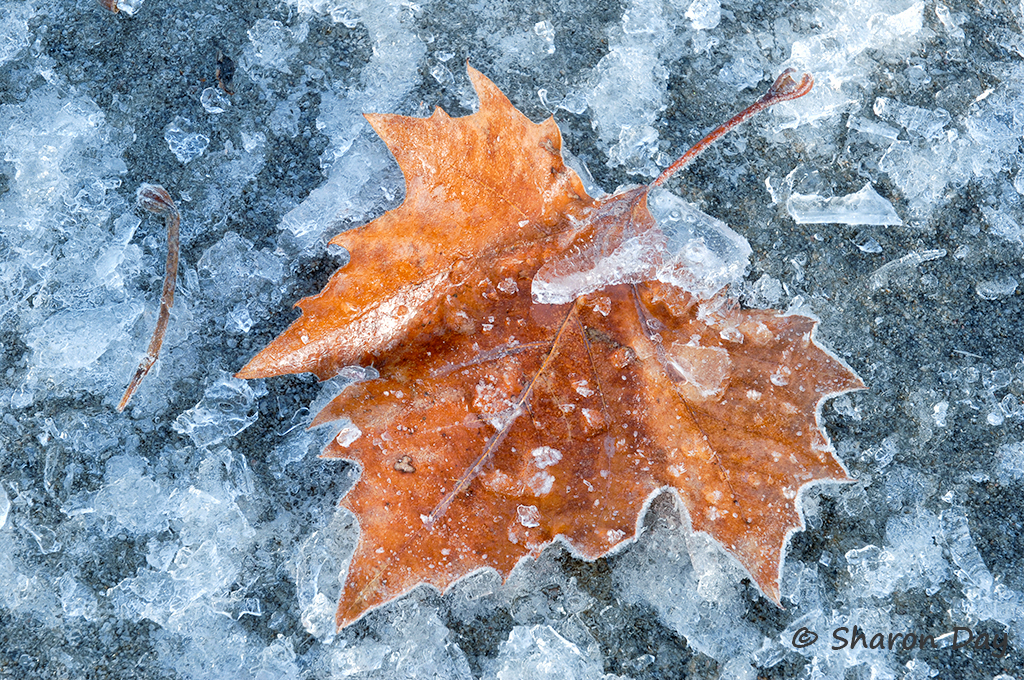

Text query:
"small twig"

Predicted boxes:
[[117, 184, 180, 412], [650, 69, 814, 189]]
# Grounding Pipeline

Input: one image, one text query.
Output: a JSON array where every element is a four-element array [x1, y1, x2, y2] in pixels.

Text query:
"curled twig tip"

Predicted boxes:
[[764, 68, 814, 104]]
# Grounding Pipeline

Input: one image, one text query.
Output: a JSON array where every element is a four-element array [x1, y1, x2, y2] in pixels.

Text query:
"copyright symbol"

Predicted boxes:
[[791, 627, 818, 648]]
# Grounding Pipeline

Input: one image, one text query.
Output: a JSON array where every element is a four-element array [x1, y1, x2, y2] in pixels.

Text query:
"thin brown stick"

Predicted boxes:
[[117, 184, 181, 412], [649, 69, 813, 189]]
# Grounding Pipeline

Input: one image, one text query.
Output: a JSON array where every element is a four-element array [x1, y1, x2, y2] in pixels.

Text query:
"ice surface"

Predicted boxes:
[[2, 0, 1022, 677], [532, 188, 751, 304], [786, 183, 901, 226]]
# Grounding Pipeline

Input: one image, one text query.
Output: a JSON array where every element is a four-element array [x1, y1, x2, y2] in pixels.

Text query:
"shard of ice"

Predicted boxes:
[[786, 183, 902, 226]]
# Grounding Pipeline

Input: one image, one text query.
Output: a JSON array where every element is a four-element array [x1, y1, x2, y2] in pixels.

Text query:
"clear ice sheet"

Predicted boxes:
[[0, 0, 1022, 678], [532, 187, 752, 305]]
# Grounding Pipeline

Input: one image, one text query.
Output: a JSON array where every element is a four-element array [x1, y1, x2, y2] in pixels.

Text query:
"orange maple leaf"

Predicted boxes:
[[237, 66, 864, 629]]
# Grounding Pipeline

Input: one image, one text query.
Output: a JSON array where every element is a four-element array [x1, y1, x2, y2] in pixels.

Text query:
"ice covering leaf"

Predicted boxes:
[[238, 66, 863, 629]]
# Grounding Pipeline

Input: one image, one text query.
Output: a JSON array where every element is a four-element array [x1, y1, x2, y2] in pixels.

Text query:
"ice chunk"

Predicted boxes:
[[296, 509, 357, 640], [532, 188, 751, 304], [976, 277, 1018, 300], [172, 374, 266, 449], [25, 303, 143, 371], [935, 3, 966, 40], [328, 601, 471, 677], [996, 442, 1024, 485], [197, 231, 285, 303], [0, 3, 31, 66], [614, 508, 761, 662], [743, 274, 783, 309], [873, 97, 950, 140], [93, 460, 170, 536], [787, 184, 902, 226], [487, 625, 606, 680], [199, 87, 230, 114], [270, 91, 304, 137], [253, 639, 301, 680], [92, 212, 141, 290], [164, 117, 210, 164], [941, 508, 993, 592], [533, 20, 555, 55], [57, 573, 99, 620], [0, 485, 8, 529], [113, 0, 146, 16], [649, 190, 752, 296], [982, 206, 1023, 244], [869, 249, 946, 291], [685, 0, 720, 30], [586, 0, 686, 179], [275, 0, 424, 247], [847, 115, 900, 140], [244, 19, 307, 74], [778, 1, 926, 129], [852, 230, 884, 253]]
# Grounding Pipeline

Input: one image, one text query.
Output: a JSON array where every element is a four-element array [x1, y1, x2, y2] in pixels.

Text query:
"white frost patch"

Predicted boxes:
[[474, 380, 511, 414], [528, 471, 555, 496], [530, 446, 562, 468], [572, 379, 594, 397]]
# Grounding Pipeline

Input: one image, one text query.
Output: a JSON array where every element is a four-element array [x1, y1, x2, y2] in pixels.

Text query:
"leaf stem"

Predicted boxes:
[[649, 69, 813, 189], [117, 184, 180, 412]]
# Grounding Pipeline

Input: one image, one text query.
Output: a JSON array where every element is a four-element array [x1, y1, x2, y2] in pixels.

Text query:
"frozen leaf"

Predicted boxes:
[[238, 66, 863, 628]]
